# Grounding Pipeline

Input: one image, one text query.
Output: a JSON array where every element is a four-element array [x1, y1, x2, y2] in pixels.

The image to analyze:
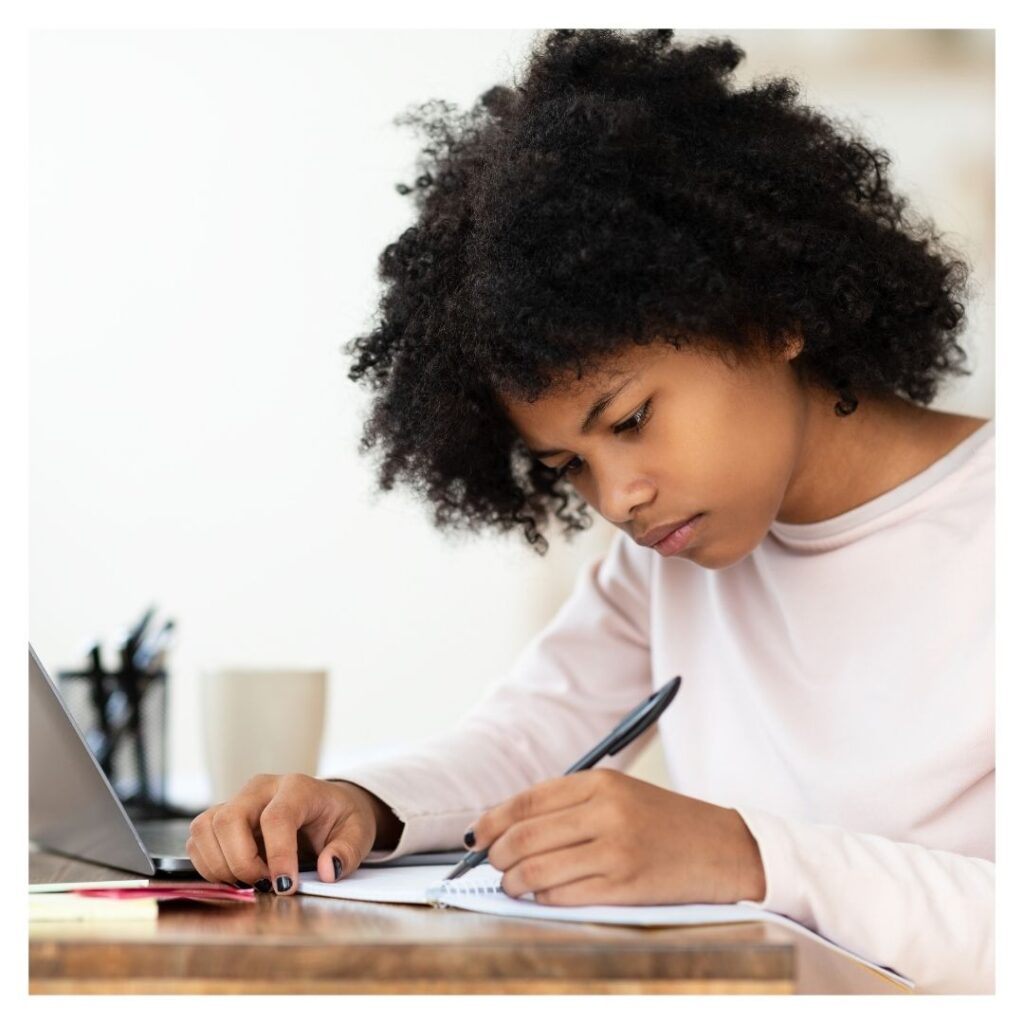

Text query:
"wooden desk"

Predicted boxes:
[[29, 849, 907, 995]]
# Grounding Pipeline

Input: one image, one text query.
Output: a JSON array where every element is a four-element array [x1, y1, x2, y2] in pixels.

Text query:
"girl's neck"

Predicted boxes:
[[776, 389, 986, 525]]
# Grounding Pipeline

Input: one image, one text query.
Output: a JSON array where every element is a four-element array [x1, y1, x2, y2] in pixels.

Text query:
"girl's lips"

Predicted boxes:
[[651, 514, 705, 556], [637, 513, 703, 549]]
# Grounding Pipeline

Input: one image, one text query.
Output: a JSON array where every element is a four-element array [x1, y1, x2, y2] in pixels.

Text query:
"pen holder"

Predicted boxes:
[[56, 665, 170, 812]]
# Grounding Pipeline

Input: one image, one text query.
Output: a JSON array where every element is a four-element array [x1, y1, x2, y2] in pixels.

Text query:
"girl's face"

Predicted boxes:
[[501, 337, 815, 570]]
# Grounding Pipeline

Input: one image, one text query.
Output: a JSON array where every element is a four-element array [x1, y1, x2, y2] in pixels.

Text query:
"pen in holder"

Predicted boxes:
[[56, 605, 197, 820]]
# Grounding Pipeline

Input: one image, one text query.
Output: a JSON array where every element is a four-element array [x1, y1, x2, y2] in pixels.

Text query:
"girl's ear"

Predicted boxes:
[[782, 332, 805, 362]]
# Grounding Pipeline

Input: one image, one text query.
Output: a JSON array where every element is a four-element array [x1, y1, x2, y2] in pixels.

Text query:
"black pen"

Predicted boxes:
[[133, 619, 175, 673], [443, 675, 683, 882]]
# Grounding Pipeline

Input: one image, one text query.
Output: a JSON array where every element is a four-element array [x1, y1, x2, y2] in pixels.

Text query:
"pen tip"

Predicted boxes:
[[443, 861, 467, 882]]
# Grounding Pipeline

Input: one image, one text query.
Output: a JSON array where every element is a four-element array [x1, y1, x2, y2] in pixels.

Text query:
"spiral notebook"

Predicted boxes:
[[296, 863, 913, 988]]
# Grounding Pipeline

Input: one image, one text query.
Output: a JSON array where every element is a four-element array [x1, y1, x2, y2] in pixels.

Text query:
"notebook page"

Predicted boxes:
[[297, 864, 492, 904], [426, 867, 913, 989], [426, 865, 764, 925]]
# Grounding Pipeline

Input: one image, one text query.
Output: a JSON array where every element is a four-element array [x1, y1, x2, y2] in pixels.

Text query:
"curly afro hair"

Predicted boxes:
[[344, 28, 974, 555]]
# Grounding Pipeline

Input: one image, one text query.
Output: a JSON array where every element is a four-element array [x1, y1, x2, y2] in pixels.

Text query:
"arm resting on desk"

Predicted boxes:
[[735, 804, 994, 995]]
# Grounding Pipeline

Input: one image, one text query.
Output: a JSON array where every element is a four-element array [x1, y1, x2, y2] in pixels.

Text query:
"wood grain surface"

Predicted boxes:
[[28, 848, 907, 995]]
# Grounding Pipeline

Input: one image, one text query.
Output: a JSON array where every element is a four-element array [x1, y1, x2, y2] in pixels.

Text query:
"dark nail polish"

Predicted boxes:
[[464, 828, 476, 848], [275, 875, 293, 893], [332, 856, 343, 881], [234, 880, 251, 889], [254, 878, 273, 893]]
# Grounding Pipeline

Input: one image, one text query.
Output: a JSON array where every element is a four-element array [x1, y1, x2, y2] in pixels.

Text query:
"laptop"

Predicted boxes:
[[29, 643, 463, 876], [29, 642, 200, 875]]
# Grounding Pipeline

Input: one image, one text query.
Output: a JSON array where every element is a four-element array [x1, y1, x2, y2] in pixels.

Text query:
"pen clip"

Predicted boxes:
[[583, 676, 682, 763]]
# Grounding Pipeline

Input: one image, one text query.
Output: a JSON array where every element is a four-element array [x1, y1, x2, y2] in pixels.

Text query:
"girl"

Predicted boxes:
[[186, 30, 993, 994]]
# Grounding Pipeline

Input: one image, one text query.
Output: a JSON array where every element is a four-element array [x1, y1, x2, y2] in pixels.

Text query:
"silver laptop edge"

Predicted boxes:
[[29, 642, 194, 874]]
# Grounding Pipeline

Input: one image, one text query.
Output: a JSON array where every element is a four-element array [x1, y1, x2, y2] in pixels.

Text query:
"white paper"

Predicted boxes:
[[426, 867, 912, 988], [29, 878, 151, 894], [297, 864, 463, 905]]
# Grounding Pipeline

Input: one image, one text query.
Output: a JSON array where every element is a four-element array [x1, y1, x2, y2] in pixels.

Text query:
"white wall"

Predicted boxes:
[[29, 30, 993, 805]]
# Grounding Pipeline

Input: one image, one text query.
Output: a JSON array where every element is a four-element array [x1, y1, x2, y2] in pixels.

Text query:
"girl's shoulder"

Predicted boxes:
[[924, 412, 990, 459]]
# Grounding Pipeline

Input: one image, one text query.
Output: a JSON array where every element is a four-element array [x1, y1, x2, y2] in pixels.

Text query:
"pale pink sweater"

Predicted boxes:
[[338, 419, 994, 994]]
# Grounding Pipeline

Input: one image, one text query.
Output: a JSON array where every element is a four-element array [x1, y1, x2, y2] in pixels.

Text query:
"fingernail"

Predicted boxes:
[[463, 828, 476, 848], [275, 875, 293, 893], [332, 856, 343, 881], [234, 880, 251, 889], [255, 878, 273, 893]]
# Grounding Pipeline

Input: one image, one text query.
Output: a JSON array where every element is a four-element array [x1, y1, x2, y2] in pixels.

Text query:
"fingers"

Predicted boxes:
[[470, 770, 608, 853], [256, 774, 374, 894], [310, 782, 378, 884], [499, 838, 608, 900], [533, 872, 613, 906], [259, 788, 304, 895], [486, 803, 597, 873], [209, 804, 270, 884], [186, 773, 379, 895], [185, 777, 281, 888], [187, 806, 239, 884], [185, 833, 221, 885], [314, 823, 371, 884]]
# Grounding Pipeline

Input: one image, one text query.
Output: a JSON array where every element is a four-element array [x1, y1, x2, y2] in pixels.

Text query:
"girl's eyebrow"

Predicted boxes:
[[527, 373, 638, 459]]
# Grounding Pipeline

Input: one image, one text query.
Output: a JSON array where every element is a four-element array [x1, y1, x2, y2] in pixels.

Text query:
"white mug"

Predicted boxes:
[[201, 668, 327, 804]]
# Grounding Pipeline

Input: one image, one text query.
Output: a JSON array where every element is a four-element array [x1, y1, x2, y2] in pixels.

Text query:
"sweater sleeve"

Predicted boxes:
[[734, 804, 994, 994], [329, 530, 655, 863]]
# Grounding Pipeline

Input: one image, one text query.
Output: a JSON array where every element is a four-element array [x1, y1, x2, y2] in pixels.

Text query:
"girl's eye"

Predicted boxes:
[[554, 399, 653, 480], [615, 398, 653, 436], [555, 456, 585, 480]]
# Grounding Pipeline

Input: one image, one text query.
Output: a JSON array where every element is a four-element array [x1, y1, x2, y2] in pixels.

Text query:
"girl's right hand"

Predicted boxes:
[[186, 773, 393, 895]]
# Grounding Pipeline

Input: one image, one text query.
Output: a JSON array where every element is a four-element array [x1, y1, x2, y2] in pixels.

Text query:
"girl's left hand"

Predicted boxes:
[[466, 768, 766, 906]]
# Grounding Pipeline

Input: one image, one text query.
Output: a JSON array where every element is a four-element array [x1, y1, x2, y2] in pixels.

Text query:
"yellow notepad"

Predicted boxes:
[[29, 892, 159, 922]]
